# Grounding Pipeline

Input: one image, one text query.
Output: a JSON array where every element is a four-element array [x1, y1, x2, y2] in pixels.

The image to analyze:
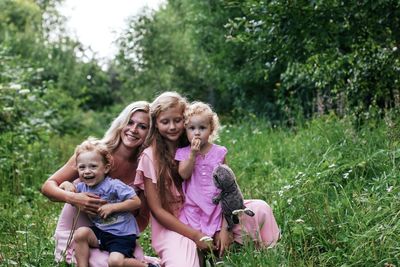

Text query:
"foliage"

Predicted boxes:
[[114, 0, 400, 121], [1, 115, 399, 266]]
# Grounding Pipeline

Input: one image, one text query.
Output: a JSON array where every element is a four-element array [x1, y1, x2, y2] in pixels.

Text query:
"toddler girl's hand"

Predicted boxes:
[[190, 137, 201, 153], [98, 203, 114, 219]]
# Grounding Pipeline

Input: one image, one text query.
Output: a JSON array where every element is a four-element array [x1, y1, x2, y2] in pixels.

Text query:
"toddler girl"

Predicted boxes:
[[175, 102, 227, 240]]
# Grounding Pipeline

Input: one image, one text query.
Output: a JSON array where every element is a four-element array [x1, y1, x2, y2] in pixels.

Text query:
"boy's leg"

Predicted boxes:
[[73, 227, 99, 267], [108, 251, 150, 267]]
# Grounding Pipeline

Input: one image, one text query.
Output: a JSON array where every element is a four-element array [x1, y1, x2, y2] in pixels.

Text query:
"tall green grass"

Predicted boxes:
[[219, 114, 399, 266], [0, 114, 398, 266]]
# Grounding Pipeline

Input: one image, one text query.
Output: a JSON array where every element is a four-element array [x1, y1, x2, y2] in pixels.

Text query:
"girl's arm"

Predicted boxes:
[[41, 155, 106, 214], [178, 153, 196, 179], [98, 195, 141, 219], [178, 138, 200, 179], [214, 217, 233, 257], [144, 177, 212, 250], [135, 190, 150, 232]]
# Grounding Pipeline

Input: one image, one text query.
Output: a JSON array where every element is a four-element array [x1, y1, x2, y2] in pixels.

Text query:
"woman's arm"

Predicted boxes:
[[41, 156, 80, 202], [41, 155, 106, 214], [144, 177, 212, 250]]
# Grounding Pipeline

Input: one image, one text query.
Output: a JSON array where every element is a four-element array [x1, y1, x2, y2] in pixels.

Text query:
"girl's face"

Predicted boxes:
[[76, 151, 110, 187], [186, 114, 212, 147], [156, 106, 185, 143], [121, 111, 149, 149]]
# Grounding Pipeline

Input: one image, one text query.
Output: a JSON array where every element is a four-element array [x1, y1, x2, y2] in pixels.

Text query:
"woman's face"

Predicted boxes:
[[120, 111, 150, 149], [156, 106, 185, 143]]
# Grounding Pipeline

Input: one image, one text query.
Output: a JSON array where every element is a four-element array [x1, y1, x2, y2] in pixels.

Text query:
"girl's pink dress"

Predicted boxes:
[[135, 147, 280, 267], [175, 144, 227, 237], [53, 181, 160, 266]]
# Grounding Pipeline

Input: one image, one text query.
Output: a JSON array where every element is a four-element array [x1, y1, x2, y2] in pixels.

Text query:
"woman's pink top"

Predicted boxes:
[[134, 147, 184, 247], [175, 144, 227, 237]]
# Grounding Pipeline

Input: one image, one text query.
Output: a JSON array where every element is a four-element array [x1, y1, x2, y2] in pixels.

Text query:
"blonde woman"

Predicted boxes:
[[42, 101, 159, 266]]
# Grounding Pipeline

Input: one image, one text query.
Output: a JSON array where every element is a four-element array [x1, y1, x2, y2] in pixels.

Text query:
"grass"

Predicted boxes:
[[0, 114, 399, 266]]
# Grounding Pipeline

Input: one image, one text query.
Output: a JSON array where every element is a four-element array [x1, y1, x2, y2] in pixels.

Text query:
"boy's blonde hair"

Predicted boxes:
[[185, 101, 220, 142], [74, 137, 113, 171]]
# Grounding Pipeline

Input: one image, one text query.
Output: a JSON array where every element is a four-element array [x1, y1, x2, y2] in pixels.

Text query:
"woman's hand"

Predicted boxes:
[[214, 228, 234, 257], [70, 192, 107, 215]]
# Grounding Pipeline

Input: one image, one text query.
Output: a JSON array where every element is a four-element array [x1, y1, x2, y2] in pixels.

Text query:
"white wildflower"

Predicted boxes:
[[9, 83, 21, 90], [18, 89, 30, 95]]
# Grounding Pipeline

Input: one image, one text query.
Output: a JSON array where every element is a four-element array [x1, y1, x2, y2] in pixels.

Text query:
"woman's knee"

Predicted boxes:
[[246, 199, 271, 215]]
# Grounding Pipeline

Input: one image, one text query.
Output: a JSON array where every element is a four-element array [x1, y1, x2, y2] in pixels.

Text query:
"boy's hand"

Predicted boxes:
[[59, 181, 76, 192], [98, 203, 114, 219]]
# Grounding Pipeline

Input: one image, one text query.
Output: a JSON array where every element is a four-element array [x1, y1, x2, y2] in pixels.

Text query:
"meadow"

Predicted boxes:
[[0, 114, 399, 266]]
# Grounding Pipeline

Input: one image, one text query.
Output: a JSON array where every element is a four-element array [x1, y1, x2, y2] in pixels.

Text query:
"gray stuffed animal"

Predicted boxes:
[[212, 164, 255, 231]]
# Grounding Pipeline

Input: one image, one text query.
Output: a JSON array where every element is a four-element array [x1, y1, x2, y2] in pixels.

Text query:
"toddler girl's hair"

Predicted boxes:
[[74, 137, 113, 172], [146, 91, 188, 214], [102, 101, 150, 152], [185, 101, 220, 142]]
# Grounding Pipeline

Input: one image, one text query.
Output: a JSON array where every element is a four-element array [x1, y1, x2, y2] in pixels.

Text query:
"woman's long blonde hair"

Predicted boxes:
[[145, 92, 188, 214]]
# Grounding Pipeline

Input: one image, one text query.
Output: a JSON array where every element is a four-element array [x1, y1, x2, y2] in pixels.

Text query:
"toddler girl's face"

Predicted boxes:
[[186, 114, 212, 147], [76, 151, 110, 187]]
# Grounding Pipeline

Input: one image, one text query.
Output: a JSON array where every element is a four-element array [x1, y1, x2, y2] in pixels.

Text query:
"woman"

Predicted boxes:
[[41, 101, 159, 266]]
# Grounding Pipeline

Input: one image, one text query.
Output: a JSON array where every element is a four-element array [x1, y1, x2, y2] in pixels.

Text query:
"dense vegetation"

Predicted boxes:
[[1, 0, 399, 266]]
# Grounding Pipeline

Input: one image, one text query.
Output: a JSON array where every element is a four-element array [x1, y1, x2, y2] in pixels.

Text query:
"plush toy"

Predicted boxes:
[[212, 164, 255, 231]]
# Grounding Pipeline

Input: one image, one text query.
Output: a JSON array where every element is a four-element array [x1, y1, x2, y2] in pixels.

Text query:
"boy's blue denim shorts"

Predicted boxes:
[[90, 226, 137, 258]]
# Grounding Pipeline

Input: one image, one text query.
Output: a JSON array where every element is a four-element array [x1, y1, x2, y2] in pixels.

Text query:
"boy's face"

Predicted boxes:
[[76, 151, 110, 187]]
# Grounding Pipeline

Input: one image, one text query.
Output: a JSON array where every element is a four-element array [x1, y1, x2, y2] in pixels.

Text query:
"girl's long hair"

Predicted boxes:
[[145, 92, 189, 214]]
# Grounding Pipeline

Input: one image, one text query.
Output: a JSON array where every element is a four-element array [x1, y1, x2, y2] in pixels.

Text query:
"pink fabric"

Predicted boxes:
[[135, 147, 280, 267], [54, 203, 160, 266], [175, 144, 227, 236], [135, 148, 197, 267], [232, 199, 280, 247]]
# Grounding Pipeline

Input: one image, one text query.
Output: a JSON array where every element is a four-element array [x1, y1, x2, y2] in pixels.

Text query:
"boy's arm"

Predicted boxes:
[[98, 195, 141, 219]]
